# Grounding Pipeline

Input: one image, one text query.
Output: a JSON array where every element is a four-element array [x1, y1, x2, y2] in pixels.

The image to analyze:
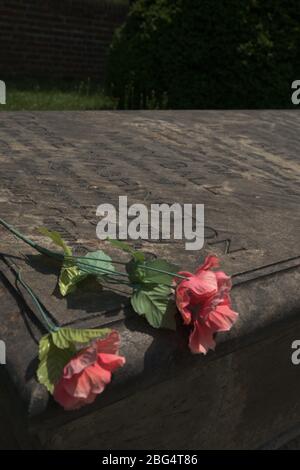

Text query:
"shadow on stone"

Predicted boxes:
[[25, 254, 60, 275]]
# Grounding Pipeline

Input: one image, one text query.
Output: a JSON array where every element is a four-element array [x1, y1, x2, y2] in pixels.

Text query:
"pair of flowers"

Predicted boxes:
[[55, 255, 238, 410], [0, 219, 238, 411]]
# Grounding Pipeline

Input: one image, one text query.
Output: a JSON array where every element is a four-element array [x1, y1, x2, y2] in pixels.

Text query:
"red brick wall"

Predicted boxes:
[[0, 0, 128, 79]]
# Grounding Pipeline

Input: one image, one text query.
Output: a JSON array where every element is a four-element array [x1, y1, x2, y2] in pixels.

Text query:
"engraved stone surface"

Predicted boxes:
[[0, 111, 299, 449]]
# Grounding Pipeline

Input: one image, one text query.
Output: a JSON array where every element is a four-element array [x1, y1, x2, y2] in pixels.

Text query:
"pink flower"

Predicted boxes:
[[175, 255, 238, 355], [53, 331, 125, 410]]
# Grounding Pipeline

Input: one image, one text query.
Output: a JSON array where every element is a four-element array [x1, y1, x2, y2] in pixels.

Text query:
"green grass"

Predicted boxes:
[[0, 79, 118, 111]]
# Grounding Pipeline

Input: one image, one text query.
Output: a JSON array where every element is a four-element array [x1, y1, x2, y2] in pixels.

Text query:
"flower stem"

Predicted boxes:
[[0, 217, 63, 260], [73, 256, 187, 279], [69, 259, 129, 279], [0, 218, 188, 281], [16, 271, 59, 333], [0, 218, 126, 277], [66, 255, 126, 266]]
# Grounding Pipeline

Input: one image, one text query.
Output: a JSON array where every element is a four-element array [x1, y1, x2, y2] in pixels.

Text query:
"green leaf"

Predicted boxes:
[[127, 258, 179, 286], [51, 327, 112, 349], [37, 227, 87, 296], [38, 227, 72, 256], [107, 238, 133, 253], [126, 259, 145, 284], [59, 263, 87, 296], [58, 250, 115, 297], [137, 259, 179, 286], [107, 238, 145, 262], [37, 334, 75, 393], [131, 284, 176, 330], [76, 250, 115, 277]]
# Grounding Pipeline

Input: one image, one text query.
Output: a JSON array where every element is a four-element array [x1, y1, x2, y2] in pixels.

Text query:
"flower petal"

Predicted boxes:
[[177, 271, 218, 299], [56, 389, 98, 411], [192, 270, 218, 297], [63, 371, 92, 399], [85, 364, 108, 394], [93, 362, 112, 385], [215, 271, 232, 295], [176, 284, 192, 324], [97, 353, 126, 372], [95, 330, 121, 355], [63, 347, 97, 378], [207, 303, 239, 332], [195, 255, 219, 274], [53, 380, 82, 410], [189, 321, 216, 355]]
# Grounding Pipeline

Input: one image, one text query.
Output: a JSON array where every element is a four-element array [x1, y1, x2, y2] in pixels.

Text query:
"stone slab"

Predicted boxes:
[[0, 111, 299, 449]]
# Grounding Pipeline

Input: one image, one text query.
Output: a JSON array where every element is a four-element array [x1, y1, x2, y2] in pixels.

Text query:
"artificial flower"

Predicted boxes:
[[53, 330, 125, 410], [175, 255, 238, 354]]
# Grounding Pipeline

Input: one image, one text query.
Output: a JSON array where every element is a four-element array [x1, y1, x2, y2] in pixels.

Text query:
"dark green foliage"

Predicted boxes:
[[106, 0, 300, 108]]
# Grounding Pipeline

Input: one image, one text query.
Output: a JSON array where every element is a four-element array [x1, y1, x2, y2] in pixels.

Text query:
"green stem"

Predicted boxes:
[[135, 263, 187, 280], [16, 271, 59, 333], [72, 260, 129, 279], [101, 277, 133, 287], [0, 218, 127, 278], [69, 255, 187, 280], [66, 255, 126, 266], [0, 217, 60, 259], [0, 218, 188, 280]]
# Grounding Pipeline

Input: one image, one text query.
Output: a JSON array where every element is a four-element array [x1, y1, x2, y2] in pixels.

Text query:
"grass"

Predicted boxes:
[[0, 79, 118, 111]]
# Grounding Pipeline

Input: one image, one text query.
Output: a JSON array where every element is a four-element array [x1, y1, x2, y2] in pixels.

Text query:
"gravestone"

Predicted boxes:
[[0, 111, 299, 449]]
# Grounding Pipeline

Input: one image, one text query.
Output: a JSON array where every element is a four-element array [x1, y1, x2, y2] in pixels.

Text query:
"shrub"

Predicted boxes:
[[106, 0, 300, 108]]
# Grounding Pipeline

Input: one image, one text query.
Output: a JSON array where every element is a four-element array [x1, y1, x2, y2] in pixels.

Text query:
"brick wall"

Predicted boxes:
[[0, 0, 128, 80]]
